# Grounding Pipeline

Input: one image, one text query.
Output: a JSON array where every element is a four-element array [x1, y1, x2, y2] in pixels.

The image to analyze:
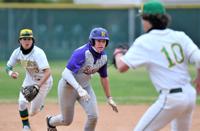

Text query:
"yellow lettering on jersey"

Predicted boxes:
[[21, 60, 28, 68]]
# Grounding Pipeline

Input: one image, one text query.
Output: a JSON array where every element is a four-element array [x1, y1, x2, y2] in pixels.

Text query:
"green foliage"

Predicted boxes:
[[0, 61, 199, 104], [91, 66, 157, 104]]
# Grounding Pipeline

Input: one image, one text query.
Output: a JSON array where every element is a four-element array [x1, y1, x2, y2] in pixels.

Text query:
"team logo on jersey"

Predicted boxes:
[[20, 60, 39, 73], [21, 60, 28, 68], [83, 65, 98, 75]]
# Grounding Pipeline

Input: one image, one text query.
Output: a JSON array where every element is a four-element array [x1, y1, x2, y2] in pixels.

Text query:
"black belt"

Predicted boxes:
[[160, 88, 182, 94]]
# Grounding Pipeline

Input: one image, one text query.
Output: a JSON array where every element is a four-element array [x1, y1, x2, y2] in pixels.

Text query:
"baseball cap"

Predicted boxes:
[[19, 29, 34, 39], [139, 0, 166, 15]]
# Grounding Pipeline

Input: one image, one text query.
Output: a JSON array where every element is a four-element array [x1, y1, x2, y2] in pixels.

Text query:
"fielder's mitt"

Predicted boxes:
[[21, 84, 40, 102], [112, 44, 129, 68]]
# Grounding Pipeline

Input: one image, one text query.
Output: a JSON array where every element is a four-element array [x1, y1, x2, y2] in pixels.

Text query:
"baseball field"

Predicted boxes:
[[0, 61, 199, 131]]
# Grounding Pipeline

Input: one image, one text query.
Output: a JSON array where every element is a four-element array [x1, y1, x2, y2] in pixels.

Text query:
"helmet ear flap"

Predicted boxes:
[[91, 39, 95, 46], [105, 40, 109, 47]]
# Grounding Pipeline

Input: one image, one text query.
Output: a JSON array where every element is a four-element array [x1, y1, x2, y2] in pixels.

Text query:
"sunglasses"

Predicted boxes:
[[21, 38, 32, 40]]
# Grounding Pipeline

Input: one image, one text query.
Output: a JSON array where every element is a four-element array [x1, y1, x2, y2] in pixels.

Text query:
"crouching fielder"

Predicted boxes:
[[6, 29, 53, 131], [46, 27, 118, 131]]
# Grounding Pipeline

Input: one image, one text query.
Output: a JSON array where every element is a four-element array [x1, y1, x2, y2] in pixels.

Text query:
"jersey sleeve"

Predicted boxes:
[[98, 63, 108, 78], [67, 50, 85, 74], [35, 49, 50, 70], [7, 49, 18, 67], [121, 39, 149, 69]]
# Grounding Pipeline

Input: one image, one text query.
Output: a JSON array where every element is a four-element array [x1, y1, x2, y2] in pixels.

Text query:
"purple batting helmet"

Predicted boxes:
[[89, 27, 109, 46]]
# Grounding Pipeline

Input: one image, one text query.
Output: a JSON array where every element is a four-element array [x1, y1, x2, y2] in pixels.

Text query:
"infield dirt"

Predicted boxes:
[[0, 103, 199, 131]]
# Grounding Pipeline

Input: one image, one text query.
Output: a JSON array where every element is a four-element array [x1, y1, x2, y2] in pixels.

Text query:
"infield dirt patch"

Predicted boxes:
[[0, 103, 199, 131]]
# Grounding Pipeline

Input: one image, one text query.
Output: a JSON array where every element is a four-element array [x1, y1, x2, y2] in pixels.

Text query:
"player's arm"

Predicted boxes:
[[114, 39, 148, 72], [98, 64, 118, 112], [114, 52, 129, 72], [100, 77, 118, 113], [62, 68, 90, 101], [5, 65, 19, 79], [65, 49, 89, 87], [100, 77, 111, 98], [182, 32, 200, 94], [38, 68, 51, 87], [62, 67, 82, 90], [34, 50, 52, 87], [193, 69, 200, 95], [98, 64, 111, 98], [5, 50, 19, 79], [189, 49, 200, 95], [65, 50, 90, 101]]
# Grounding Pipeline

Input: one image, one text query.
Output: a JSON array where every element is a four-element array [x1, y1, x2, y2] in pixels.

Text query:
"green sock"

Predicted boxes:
[[19, 109, 30, 127]]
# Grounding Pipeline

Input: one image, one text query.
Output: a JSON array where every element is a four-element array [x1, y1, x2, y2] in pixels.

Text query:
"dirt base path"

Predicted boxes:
[[0, 103, 199, 131]]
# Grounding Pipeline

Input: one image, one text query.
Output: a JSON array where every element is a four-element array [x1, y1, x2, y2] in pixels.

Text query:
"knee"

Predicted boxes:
[[88, 115, 98, 124], [18, 101, 27, 110]]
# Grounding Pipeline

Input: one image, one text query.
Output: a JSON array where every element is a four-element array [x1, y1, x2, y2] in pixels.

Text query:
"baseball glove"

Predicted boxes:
[[112, 44, 129, 68], [21, 84, 40, 102]]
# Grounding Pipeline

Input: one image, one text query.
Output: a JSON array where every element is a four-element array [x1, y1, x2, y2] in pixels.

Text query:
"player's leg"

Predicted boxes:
[[18, 92, 30, 130], [134, 93, 188, 131], [29, 80, 53, 116], [47, 78, 77, 127], [171, 111, 193, 131], [78, 85, 98, 131], [171, 88, 196, 131]]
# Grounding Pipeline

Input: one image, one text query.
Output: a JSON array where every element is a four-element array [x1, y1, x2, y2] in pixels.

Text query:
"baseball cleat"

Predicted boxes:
[[22, 125, 31, 131], [46, 116, 57, 131]]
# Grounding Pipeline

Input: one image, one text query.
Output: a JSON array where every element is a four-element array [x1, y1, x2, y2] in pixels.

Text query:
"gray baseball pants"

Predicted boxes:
[[49, 78, 99, 131]]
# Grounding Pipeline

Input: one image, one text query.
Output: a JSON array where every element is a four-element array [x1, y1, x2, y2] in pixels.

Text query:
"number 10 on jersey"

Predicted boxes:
[[161, 43, 184, 68]]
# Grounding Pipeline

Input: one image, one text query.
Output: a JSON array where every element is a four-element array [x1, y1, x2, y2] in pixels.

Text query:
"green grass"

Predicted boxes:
[[0, 61, 199, 104]]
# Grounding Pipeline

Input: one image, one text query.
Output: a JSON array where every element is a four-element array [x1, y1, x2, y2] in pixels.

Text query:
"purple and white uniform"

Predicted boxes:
[[49, 43, 108, 131]]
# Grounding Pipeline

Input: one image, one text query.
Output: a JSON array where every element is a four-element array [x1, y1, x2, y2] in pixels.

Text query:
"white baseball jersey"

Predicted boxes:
[[122, 28, 198, 131], [122, 28, 199, 92], [7, 46, 53, 86]]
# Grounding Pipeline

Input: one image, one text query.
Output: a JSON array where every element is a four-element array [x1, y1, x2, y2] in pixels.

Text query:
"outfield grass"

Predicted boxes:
[[0, 61, 199, 104]]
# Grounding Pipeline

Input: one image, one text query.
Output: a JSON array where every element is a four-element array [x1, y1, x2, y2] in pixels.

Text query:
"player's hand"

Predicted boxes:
[[11, 71, 19, 79], [107, 97, 118, 113], [112, 44, 129, 69], [77, 87, 90, 102]]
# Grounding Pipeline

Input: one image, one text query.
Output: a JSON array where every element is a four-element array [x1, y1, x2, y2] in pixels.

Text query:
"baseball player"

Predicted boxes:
[[6, 29, 53, 131], [113, 0, 200, 131], [46, 27, 118, 131]]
